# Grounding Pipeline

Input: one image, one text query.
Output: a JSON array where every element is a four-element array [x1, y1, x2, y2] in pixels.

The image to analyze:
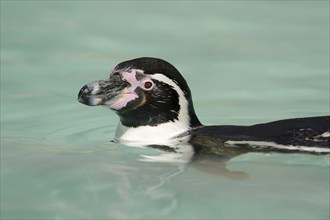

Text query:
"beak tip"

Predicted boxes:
[[77, 85, 92, 106], [77, 96, 85, 104], [77, 84, 104, 106]]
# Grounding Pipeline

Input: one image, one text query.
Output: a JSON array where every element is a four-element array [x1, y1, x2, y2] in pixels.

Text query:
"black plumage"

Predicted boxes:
[[190, 116, 329, 158]]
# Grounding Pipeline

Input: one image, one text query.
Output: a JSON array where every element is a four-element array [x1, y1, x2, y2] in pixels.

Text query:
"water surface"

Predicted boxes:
[[1, 1, 329, 219]]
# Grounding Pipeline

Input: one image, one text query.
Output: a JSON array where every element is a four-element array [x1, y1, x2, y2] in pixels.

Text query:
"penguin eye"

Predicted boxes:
[[141, 80, 154, 91]]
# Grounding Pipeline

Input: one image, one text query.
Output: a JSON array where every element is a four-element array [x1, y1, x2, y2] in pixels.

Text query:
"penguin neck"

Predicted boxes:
[[114, 120, 192, 145]]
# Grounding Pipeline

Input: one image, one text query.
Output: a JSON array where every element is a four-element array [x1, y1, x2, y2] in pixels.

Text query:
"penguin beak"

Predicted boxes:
[[78, 76, 128, 106]]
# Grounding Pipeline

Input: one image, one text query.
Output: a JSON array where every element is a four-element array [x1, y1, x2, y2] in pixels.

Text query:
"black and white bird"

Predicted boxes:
[[78, 57, 330, 160]]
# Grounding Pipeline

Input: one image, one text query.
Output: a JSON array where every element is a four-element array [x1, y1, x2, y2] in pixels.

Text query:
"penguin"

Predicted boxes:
[[78, 57, 330, 160]]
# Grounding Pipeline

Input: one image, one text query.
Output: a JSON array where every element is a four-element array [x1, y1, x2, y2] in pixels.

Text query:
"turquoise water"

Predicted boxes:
[[1, 1, 329, 219]]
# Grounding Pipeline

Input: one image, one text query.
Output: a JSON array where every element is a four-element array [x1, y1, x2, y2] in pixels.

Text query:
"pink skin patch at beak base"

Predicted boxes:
[[108, 69, 142, 110]]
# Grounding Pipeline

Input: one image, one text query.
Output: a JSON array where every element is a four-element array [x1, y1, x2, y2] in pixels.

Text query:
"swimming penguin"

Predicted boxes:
[[78, 57, 330, 159]]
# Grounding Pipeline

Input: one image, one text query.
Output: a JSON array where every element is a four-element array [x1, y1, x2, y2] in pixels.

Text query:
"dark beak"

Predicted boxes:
[[78, 76, 127, 106]]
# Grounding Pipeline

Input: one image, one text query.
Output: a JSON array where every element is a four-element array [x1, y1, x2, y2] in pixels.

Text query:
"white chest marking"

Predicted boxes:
[[115, 122, 189, 144]]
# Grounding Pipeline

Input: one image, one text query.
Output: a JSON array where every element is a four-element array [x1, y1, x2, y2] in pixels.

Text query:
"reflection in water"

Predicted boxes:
[[103, 163, 186, 218], [2, 134, 330, 219], [1, 134, 249, 219], [1, 139, 189, 219], [191, 157, 249, 180]]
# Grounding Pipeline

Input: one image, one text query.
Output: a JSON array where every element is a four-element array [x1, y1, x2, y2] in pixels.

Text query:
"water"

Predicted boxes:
[[1, 1, 329, 219]]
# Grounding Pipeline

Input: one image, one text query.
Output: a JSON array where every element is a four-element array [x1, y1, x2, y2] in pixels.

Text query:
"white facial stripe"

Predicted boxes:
[[151, 73, 190, 126]]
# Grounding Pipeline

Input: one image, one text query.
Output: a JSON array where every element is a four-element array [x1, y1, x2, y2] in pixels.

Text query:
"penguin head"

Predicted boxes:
[[78, 57, 201, 131]]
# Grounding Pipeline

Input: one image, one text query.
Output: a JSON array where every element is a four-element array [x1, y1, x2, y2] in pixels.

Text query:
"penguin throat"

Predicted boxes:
[[114, 120, 191, 144]]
